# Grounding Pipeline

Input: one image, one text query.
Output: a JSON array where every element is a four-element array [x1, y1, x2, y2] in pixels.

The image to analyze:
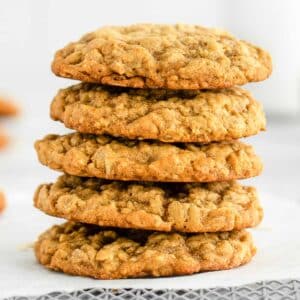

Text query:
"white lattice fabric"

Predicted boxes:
[[4, 280, 300, 300]]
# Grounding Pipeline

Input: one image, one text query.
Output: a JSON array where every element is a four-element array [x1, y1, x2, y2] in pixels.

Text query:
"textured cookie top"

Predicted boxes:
[[35, 175, 263, 232], [35, 222, 256, 279], [51, 83, 266, 143], [52, 24, 272, 89], [34, 133, 263, 182]]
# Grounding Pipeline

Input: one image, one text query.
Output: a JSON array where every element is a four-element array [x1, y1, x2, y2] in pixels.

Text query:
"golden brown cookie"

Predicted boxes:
[[0, 97, 18, 116], [52, 24, 272, 89], [0, 191, 6, 213], [35, 222, 256, 279], [34, 175, 263, 232], [34, 133, 263, 182], [51, 84, 266, 143]]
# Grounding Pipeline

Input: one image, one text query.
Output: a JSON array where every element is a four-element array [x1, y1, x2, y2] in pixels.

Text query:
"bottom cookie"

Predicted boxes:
[[35, 222, 256, 279]]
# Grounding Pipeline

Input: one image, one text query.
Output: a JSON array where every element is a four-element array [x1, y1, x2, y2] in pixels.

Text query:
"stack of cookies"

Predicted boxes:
[[33, 24, 272, 279]]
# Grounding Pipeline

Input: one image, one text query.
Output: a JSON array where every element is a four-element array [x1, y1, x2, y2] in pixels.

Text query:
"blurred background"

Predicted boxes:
[[0, 0, 299, 202]]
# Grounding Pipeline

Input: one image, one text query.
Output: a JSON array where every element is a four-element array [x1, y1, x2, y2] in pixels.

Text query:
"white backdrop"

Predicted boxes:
[[0, 0, 300, 119]]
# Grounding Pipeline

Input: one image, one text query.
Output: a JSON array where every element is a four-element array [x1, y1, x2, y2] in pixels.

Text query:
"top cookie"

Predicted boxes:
[[52, 24, 272, 89]]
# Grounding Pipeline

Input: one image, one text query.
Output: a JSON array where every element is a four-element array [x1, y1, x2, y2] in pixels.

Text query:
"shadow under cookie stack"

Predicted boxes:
[[33, 24, 272, 279]]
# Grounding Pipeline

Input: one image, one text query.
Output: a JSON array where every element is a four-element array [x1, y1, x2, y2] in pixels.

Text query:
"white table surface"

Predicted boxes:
[[0, 117, 299, 298]]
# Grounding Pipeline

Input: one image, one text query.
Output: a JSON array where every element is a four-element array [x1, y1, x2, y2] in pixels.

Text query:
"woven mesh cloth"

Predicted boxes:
[[4, 280, 300, 300]]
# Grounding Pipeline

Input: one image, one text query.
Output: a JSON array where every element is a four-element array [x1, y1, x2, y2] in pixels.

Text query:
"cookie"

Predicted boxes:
[[0, 191, 6, 213], [35, 175, 263, 232], [0, 97, 18, 116], [0, 128, 8, 149], [34, 133, 263, 182], [35, 222, 256, 279], [51, 24, 272, 89], [51, 84, 266, 143]]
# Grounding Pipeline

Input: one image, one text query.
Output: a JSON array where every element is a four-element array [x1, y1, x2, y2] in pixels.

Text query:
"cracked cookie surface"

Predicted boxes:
[[52, 24, 272, 89], [35, 222, 256, 279], [51, 83, 266, 143], [34, 133, 263, 182], [35, 175, 263, 232]]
